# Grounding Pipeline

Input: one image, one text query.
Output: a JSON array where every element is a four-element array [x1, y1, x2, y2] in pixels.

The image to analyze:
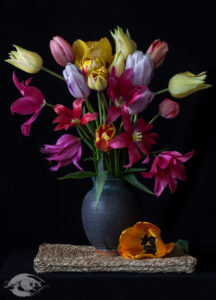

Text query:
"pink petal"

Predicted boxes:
[[169, 178, 177, 193], [141, 171, 153, 178], [54, 104, 74, 118], [72, 144, 83, 171], [81, 112, 98, 125], [11, 97, 42, 115], [122, 105, 133, 133], [23, 86, 45, 104], [154, 173, 169, 197], [157, 155, 172, 169], [124, 142, 141, 168], [72, 98, 85, 119], [109, 132, 130, 149], [21, 108, 42, 136], [106, 106, 122, 125]]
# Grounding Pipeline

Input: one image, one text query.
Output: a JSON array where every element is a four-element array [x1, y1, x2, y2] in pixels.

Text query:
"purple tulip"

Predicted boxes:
[[40, 134, 83, 171], [63, 63, 90, 99], [126, 50, 154, 86]]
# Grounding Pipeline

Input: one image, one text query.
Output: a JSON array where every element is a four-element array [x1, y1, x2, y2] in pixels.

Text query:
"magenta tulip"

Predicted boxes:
[[106, 67, 154, 124], [53, 98, 98, 131], [141, 150, 194, 196], [159, 99, 180, 119], [40, 134, 83, 171], [11, 72, 45, 136], [109, 106, 158, 167], [50, 36, 75, 67], [147, 39, 169, 69]]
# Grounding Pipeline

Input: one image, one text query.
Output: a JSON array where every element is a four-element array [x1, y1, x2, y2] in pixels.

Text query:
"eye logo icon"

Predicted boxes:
[[3, 273, 49, 297]]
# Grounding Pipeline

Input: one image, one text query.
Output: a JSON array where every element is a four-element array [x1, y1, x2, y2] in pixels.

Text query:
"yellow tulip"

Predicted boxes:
[[108, 51, 125, 76], [88, 66, 108, 91], [168, 71, 212, 98], [5, 45, 43, 74], [110, 26, 137, 60], [72, 37, 113, 69]]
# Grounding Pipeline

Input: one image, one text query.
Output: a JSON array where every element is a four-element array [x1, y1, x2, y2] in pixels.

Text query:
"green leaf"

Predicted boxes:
[[176, 239, 189, 254], [123, 174, 154, 195], [58, 171, 96, 180], [95, 170, 108, 210], [126, 167, 147, 173]]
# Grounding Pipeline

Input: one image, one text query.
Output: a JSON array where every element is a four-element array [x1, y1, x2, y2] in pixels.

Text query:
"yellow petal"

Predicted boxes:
[[72, 39, 88, 68]]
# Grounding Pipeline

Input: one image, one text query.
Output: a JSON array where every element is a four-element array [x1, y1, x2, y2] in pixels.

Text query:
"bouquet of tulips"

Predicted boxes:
[[5, 27, 211, 207]]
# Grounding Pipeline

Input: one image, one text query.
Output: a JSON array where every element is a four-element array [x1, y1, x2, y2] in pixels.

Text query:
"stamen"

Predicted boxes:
[[132, 131, 143, 142]]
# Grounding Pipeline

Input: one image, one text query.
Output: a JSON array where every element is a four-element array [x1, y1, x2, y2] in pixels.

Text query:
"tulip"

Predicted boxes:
[[5, 45, 43, 74], [106, 67, 154, 124], [109, 106, 158, 167], [11, 72, 45, 136], [53, 98, 98, 131], [141, 150, 194, 196], [108, 52, 125, 77], [40, 134, 83, 171], [159, 99, 180, 119], [87, 66, 108, 91], [146, 39, 169, 69], [168, 71, 212, 98], [63, 63, 90, 98], [126, 50, 154, 86], [110, 26, 137, 60], [50, 36, 75, 67], [96, 123, 116, 152]]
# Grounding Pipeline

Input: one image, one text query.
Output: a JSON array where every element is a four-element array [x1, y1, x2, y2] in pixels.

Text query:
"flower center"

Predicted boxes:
[[132, 131, 143, 142], [141, 234, 156, 255], [71, 118, 80, 124], [115, 96, 125, 108]]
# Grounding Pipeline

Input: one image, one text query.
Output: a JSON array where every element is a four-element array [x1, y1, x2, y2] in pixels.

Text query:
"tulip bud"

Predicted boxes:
[[147, 39, 168, 69], [50, 36, 75, 67], [168, 71, 212, 99], [5, 45, 43, 74], [63, 63, 90, 98], [108, 52, 125, 76], [159, 99, 180, 119], [88, 66, 108, 91], [111, 26, 137, 60]]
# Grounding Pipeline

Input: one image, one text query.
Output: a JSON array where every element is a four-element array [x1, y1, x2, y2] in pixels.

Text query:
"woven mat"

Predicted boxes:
[[33, 243, 197, 273]]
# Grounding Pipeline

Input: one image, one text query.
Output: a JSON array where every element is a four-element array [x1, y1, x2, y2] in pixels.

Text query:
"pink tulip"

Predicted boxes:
[[159, 99, 180, 119], [106, 67, 154, 124], [147, 39, 169, 69], [50, 36, 75, 67], [53, 98, 98, 131], [109, 105, 158, 167], [40, 134, 82, 171], [141, 150, 194, 196], [11, 72, 45, 136]]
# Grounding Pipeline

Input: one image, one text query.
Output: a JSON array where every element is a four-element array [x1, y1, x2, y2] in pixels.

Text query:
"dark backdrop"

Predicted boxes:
[[0, 0, 216, 268]]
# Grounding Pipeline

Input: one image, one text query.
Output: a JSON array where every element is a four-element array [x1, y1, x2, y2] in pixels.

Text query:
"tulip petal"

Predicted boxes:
[[109, 132, 130, 149], [124, 142, 141, 168], [169, 178, 177, 193], [154, 174, 169, 197], [72, 98, 85, 119], [81, 112, 98, 125], [122, 105, 133, 133], [21, 108, 42, 136], [106, 106, 121, 124], [11, 97, 42, 115]]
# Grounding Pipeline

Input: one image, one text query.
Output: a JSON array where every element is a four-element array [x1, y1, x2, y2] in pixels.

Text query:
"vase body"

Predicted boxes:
[[81, 177, 141, 252]]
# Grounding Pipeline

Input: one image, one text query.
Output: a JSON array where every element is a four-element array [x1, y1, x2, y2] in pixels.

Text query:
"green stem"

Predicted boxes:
[[98, 96, 102, 124], [77, 124, 91, 141], [45, 102, 54, 108], [149, 113, 160, 124], [42, 66, 65, 81], [86, 98, 99, 128], [154, 88, 169, 95]]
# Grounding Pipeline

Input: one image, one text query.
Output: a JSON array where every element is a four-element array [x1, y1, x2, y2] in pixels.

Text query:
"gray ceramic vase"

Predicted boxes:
[[81, 177, 142, 252]]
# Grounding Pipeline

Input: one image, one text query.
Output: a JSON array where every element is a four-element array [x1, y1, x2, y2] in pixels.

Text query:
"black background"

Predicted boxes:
[[0, 0, 216, 270]]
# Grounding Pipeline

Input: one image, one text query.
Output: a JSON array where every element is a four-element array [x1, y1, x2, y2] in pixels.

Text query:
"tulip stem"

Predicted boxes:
[[45, 102, 54, 109], [42, 67, 65, 81], [149, 113, 160, 124], [154, 88, 169, 95]]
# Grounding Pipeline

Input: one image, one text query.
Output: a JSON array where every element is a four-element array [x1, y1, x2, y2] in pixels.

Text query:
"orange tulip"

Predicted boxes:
[[118, 222, 174, 259], [96, 123, 116, 152]]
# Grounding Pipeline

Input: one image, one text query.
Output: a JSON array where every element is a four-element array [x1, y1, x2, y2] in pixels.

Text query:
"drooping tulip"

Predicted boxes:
[[5, 45, 43, 74], [11, 72, 45, 136], [159, 99, 180, 119], [146, 39, 169, 69], [168, 71, 212, 98], [53, 98, 98, 130], [40, 134, 83, 171], [96, 123, 116, 152], [50, 36, 75, 67], [106, 67, 154, 124], [109, 106, 158, 167], [118, 222, 174, 259], [141, 150, 194, 196], [63, 63, 90, 98], [126, 50, 154, 86], [111, 27, 137, 60]]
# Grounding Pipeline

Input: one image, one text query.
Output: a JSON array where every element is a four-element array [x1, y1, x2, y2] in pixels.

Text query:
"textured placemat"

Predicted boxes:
[[33, 243, 197, 273]]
